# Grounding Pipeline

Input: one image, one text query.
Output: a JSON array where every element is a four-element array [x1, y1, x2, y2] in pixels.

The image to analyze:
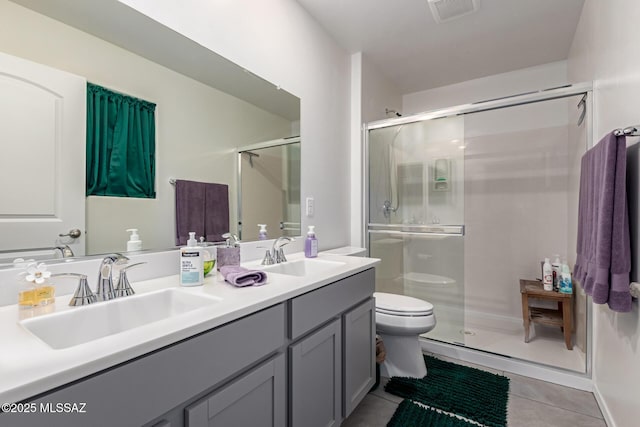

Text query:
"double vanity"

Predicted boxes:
[[0, 252, 379, 427]]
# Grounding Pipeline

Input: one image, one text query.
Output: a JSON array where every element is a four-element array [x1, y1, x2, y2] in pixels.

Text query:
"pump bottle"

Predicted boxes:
[[305, 226, 318, 258], [180, 232, 204, 286], [126, 229, 142, 251]]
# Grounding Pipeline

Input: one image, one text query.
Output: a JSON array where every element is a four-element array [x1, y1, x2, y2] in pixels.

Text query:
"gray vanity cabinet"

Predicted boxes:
[[5, 303, 286, 427], [4, 268, 376, 427]]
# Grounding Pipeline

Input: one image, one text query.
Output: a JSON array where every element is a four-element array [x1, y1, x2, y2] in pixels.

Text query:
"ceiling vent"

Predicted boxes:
[[428, 0, 479, 23]]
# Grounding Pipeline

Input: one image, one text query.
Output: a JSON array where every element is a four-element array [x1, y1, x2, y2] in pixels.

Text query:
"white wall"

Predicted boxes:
[[350, 52, 403, 247], [361, 54, 403, 124], [568, 1, 640, 426], [119, 0, 352, 251], [403, 61, 568, 115], [0, 1, 291, 254]]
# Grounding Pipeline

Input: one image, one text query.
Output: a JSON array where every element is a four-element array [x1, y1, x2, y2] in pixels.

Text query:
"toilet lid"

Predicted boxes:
[[374, 292, 433, 316]]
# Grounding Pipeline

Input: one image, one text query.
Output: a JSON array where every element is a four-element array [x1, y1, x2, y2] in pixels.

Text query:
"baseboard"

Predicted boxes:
[[422, 338, 593, 391], [593, 382, 615, 427]]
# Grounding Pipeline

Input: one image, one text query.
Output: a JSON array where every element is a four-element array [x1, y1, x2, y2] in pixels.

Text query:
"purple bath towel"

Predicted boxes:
[[175, 180, 229, 246], [220, 265, 267, 287], [574, 132, 632, 312]]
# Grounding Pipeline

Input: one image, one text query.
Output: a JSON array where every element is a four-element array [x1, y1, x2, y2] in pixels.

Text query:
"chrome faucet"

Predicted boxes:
[[54, 245, 75, 258], [272, 236, 293, 264], [96, 254, 129, 301]]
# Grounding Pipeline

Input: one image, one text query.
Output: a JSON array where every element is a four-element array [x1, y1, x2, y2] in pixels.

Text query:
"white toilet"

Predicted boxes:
[[374, 292, 436, 378]]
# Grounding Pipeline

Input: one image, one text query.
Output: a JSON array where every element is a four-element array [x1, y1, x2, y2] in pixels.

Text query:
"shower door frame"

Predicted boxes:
[[363, 82, 594, 379]]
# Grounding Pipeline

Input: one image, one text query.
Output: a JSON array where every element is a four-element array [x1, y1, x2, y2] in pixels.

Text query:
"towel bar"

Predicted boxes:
[[613, 126, 640, 136]]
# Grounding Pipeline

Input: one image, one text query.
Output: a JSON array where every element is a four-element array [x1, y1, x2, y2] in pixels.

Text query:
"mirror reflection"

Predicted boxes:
[[238, 138, 301, 241], [0, 0, 301, 263]]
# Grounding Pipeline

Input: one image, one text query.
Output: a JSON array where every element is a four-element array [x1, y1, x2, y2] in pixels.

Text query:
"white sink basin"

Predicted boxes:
[[261, 258, 346, 277], [20, 289, 221, 349]]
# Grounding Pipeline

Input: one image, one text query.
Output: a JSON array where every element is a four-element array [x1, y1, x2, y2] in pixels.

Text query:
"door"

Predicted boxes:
[[290, 319, 342, 427], [0, 51, 86, 255], [367, 116, 466, 345], [185, 354, 286, 427], [343, 298, 375, 418]]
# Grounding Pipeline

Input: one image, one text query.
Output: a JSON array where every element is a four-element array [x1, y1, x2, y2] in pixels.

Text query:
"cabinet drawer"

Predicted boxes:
[[7, 303, 286, 427], [289, 268, 374, 340]]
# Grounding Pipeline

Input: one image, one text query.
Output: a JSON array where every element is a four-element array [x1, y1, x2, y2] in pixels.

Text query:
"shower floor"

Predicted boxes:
[[425, 312, 586, 372]]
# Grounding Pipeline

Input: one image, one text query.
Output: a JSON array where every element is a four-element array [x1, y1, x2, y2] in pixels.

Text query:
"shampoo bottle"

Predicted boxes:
[[126, 228, 142, 251], [559, 260, 573, 294], [542, 258, 553, 291], [305, 226, 318, 258], [258, 224, 268, 240], [180, 232, 204, 286]]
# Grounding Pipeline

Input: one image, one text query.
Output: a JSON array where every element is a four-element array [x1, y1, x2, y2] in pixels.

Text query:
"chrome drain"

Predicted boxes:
[[459, 329, 476, 336]]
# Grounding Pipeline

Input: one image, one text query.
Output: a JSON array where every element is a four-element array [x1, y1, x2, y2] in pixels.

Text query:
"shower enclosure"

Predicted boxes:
[[366, 84, 591, 373]]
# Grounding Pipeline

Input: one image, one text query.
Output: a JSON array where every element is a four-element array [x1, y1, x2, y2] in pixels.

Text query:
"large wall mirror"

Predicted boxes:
[[0, 0, 301, 263]]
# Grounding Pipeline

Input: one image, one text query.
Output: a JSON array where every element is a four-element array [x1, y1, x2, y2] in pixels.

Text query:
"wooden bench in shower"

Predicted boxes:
[[520, 279, 573, 350]]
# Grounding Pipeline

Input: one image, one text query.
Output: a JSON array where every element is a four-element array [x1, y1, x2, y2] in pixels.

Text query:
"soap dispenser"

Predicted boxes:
[[258, 224, 268, 240], [126, 228, 142, 251], [180, 232, 204, 286], [305, 226, 318, 258], [217, 233, 240, 270]]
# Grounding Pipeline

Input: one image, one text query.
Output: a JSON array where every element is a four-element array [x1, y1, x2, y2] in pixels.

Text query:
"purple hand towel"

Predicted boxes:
[[574, 132, 631, 312], [175, 180, 206, 246], [220, 265, 267, 287]]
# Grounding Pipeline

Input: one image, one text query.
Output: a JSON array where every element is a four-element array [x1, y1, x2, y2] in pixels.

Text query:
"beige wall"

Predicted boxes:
[[0, 1, 291, 254], [568, 1, 640, 426]]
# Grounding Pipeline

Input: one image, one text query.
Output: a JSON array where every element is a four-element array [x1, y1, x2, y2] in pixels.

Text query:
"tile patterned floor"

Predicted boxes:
[[342, 355, 605, 427]]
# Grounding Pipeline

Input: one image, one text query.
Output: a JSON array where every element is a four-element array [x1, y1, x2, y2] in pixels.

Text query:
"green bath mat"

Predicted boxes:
[[387, 399, 478, 427], [385, 355, 510, 427]]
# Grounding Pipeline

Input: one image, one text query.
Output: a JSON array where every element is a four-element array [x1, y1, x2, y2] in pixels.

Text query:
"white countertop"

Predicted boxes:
[[0, 252, 379, 404]]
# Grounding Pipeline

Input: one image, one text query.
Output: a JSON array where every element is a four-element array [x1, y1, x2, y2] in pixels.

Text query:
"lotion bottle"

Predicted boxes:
[[542, 258, 553, 291], [305, 226, 318, 258], [180, 232, 204, 286], [126, 228, 142, 251]]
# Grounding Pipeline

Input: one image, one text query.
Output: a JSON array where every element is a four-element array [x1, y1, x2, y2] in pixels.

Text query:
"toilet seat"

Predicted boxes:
[[374, 292, 433, 316]]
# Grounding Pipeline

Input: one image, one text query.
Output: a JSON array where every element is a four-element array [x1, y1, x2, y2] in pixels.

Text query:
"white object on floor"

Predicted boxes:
[[375, 292, 436, 378]]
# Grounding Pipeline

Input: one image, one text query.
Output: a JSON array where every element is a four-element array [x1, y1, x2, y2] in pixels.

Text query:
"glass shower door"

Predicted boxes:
[[367, 116, 466, 344]]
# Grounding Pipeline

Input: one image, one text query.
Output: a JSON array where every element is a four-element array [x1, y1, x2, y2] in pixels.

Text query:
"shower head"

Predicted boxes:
[[385, 108, 402, 117]]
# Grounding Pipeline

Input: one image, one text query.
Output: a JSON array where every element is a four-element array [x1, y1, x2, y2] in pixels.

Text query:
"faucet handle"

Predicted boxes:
[[261, 250, 275, 265], [114, 262, 145, 297], [274, 248, 288, 264], [60, 274, 97, 307]]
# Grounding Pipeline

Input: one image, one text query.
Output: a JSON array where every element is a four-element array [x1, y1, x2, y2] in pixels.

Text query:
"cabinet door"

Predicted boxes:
[[185, 353, 285, 427], [343, 298, 376, 418], [290, 319, 342, 427]]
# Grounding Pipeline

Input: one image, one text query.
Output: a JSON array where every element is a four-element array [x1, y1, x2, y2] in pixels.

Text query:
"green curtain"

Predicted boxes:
[[86, 83, 156, 198]]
